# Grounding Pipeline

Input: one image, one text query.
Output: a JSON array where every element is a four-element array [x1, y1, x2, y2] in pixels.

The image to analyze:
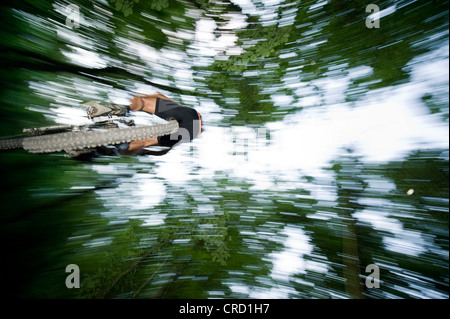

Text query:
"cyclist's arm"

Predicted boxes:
[[121, 137, 159, 154]]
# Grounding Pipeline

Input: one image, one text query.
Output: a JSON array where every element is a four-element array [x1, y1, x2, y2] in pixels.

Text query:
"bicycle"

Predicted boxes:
[[0, 109, 179, 155]]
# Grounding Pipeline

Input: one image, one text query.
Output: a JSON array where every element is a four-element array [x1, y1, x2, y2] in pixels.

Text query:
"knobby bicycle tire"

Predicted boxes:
[[0, 120, 179, 153], [0, 137, 24, 151]]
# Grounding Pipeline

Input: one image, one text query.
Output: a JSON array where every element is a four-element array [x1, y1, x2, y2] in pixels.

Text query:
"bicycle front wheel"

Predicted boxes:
[[17, 120, 178, 153]]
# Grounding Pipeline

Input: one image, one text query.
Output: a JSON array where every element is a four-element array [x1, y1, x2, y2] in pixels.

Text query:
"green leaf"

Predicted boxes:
[[115, 0, 123, 11], [124, 7, 133, 16]]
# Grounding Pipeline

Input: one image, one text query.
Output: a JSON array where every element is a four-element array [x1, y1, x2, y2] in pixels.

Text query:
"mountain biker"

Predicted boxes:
[[85, 92, 202, 156]]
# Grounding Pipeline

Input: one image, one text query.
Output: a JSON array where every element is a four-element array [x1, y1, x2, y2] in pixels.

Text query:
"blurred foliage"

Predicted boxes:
[[201, 0, 449, 125], [109, 0, 142, 16], [0, 0, 448, 299]]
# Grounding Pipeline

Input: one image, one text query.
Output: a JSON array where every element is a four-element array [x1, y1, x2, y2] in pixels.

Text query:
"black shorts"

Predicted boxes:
[[155, 98, 202, 148]]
